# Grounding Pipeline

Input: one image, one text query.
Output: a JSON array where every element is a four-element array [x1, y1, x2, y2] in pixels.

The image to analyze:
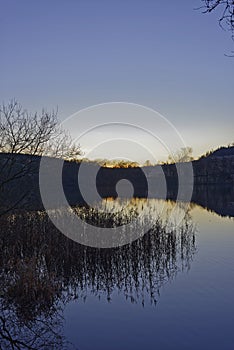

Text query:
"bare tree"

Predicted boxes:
[[167, 147, 193, 164], [200, 1, 234, 39], [0, 100, 81, 214], [0, 100, 81, 159]]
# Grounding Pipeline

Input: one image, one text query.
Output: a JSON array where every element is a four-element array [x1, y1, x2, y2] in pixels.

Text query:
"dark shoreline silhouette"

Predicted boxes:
[[0, 151, 234, 217]]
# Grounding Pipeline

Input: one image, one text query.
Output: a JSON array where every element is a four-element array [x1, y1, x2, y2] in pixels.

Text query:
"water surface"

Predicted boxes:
[[0, 198, 233, 349]]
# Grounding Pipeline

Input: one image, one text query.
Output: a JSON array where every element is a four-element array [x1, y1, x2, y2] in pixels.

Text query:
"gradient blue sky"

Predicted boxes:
[[1, 0, 233, 161]]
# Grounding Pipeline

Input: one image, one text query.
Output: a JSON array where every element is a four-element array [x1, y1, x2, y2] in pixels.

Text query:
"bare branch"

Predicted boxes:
[[200, 0, 234, 36], [0, 100, 82, 214]]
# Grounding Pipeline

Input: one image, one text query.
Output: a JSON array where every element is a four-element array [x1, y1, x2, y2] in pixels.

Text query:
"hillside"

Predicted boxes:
[[0, 147, 234, 216], [203, 145, 234, 158]]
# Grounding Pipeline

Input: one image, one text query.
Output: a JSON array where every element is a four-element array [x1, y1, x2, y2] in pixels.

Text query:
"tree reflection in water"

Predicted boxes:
[[0, 199, 196, 349]]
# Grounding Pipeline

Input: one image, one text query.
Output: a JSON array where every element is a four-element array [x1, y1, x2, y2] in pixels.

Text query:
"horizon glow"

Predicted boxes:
[[1, 0, 233, 161]]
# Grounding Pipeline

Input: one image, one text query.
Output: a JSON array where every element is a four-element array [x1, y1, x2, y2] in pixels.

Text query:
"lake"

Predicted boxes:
[[0, 197, 234, 349]]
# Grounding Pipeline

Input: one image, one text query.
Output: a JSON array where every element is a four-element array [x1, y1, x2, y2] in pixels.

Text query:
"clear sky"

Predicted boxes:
[[1, 0, 233, 162]]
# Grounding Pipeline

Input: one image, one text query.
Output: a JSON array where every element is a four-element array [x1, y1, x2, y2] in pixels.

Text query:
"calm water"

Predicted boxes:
[[64, 201, 234, 350], [0, 198, 234, 349]]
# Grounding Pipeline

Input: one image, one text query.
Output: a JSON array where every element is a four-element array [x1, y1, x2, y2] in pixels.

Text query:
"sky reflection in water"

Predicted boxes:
[[0, 198, 233, 349]]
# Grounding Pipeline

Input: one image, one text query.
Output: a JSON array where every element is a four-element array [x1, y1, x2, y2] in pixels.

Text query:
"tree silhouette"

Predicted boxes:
[[200, 1, 234, 40], [167, 147, 193, 164], [0, 100, 81, 215], [0, 100, 81, 159]]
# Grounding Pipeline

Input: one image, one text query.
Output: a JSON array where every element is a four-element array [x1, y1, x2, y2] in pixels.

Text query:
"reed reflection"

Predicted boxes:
[[0, 199, 196, 348]]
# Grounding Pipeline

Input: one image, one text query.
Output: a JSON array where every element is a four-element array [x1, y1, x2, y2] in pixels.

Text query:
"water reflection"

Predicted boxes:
[[191, 185, 234, 218], [0, 199, 196, 349]]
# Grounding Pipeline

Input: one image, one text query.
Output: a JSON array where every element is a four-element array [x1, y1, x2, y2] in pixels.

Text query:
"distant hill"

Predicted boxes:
[[0, 144, 234, 214], [205, 146, 234, 158]]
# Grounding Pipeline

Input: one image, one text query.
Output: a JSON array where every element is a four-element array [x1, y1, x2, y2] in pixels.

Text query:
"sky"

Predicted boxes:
[[1, 0, 233, 163]]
